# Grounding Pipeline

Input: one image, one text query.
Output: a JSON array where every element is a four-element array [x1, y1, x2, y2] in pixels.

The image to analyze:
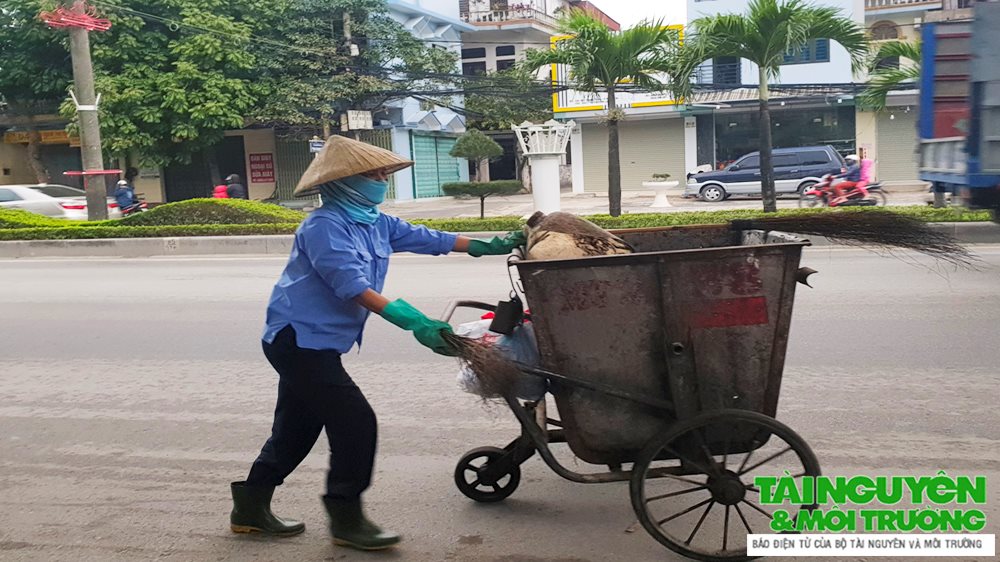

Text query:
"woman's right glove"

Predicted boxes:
[[380, 299, 458, 356]]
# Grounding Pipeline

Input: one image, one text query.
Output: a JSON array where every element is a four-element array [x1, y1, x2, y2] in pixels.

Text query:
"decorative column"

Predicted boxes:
[[512, 119, 575, 214]]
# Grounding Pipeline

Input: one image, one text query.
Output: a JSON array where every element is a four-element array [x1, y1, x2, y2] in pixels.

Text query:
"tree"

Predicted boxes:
[[464, 67, 553, 131], [523, 10, 682, 217], [450, 129, 503, 182], [442, 180, 523, 219], [50, 0, 285, 180], [0, 0, 74, 182], [252, 0, 458, 138], [859, 40, 921, 111], [679, 0, 867, 212]]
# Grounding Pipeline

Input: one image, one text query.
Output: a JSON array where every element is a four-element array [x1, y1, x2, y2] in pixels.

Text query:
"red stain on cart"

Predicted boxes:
[[689, 297, 769, 329]]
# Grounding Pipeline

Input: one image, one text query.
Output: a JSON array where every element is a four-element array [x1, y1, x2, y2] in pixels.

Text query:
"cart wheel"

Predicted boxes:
[[454, 446, 521, 503], [630, 409, 820, 562]]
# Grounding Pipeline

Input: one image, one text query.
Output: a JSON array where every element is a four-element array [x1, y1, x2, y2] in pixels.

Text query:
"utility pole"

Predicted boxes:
[[67, 6, 107, 220], [42, 1, 114, 220], [342, 11, 359, 140]]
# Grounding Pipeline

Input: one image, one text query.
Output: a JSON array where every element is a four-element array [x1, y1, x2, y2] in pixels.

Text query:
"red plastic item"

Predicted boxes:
[[39, 2, 112, 32]]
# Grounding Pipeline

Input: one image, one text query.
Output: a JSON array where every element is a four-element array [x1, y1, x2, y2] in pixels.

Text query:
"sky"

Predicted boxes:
[[598, 0, 688, 28]]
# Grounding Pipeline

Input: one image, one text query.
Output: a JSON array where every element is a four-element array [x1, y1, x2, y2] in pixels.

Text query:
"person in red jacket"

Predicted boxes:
[[213, 185, 229, 198]]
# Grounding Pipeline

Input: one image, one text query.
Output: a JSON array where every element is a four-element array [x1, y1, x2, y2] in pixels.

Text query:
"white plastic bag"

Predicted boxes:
[[455, 320, 545, 401]]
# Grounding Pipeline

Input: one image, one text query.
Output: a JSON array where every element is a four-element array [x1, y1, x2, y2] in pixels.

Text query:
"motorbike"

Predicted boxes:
[[120, 199, 148, 216], [798, 174, 887, 208]]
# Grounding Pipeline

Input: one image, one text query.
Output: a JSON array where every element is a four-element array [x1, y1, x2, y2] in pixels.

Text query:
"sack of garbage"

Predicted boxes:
[[455, 319, 545, 401]]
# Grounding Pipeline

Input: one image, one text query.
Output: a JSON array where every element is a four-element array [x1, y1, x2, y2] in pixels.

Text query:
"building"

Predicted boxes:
[[559, 0, 940, 196]]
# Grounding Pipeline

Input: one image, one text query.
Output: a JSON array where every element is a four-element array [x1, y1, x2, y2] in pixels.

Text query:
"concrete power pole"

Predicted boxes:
[[66, 2, 108, 220]]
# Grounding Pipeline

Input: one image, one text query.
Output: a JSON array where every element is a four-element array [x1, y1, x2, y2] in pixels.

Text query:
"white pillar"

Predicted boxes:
[[684, 116, 697, 177], [570, 126, 584, 194], [529, 155, 561, 213]]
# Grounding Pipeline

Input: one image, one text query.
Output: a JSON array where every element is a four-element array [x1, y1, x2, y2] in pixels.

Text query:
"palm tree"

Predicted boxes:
[[522, 11, 682, 217], [859, 40, 921, 111], [680, 0, 867, 212]]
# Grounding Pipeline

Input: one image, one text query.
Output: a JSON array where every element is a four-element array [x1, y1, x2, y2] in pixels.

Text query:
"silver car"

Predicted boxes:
[[0, 184, 122, 219]]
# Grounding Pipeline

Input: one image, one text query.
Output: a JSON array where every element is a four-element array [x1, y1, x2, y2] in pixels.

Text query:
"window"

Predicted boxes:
[[783, 39, 830, 65], [462, 61, 487, 76], [773, 154, 798, 167], [712, 56, 741, 85], [0, 188, 21, 202], [496, 59, 516, 71], [461, 47, 486, 60], [496, 45, 515, 57], [736, 155, 759, 169], [798, 150, 831, 166], [31, 185, 84, 198], [870, 21, 899, 41]]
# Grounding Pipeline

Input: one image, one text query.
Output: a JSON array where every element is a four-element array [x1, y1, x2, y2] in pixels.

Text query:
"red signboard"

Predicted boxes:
[[249, 153, 275, 183]]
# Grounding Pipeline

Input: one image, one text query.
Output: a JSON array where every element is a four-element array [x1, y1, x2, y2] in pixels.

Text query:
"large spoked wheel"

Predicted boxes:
[[700, 185, 727, 202], [630, 409, 821, 562], [454, 447, 521, 503]]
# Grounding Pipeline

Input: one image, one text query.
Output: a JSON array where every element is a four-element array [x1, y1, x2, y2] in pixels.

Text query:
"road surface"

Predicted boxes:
[[1, 246, 998, 561]]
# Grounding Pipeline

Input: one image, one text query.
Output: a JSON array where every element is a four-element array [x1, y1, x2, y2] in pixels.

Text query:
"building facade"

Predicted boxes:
[[560, 0, 938, 195]]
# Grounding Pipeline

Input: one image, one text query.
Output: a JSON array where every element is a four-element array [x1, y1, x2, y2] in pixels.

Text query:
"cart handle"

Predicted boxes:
[[440, 300, 496, 323]]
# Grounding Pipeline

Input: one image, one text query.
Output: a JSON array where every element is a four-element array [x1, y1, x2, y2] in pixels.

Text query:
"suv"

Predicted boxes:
[[685, 145, 847, 202]]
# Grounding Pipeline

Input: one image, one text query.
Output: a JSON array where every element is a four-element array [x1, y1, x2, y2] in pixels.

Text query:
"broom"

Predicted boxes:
[[730, 210, 977, 267], [443, 332, 524, 400]]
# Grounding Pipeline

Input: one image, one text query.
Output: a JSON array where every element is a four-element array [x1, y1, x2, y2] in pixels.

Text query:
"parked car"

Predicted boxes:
[[0, 184, 122, 219], [685, 145, 847, 202]]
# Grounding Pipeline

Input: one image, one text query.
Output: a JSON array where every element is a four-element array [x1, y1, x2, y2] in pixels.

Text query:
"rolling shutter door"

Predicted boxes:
[[412, 133, 460, 198], [876, 111, 919, 183]]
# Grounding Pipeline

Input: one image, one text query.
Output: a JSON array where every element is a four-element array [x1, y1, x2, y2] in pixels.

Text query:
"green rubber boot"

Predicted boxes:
[[230, 481, 305, 536], [322, 496, 401, 551]]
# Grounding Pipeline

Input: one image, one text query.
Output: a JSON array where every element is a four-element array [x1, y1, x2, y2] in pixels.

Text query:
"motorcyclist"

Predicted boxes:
[[225, 174, 248, 199], [113, 179, 140, 214], [832, 154, 870, 204]]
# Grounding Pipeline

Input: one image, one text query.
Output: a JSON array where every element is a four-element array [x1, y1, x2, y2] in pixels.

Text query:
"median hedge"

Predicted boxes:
[[0, 203, 991, 241]]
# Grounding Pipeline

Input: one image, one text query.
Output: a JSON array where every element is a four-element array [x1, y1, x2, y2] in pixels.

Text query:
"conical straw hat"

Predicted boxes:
[[293, 135, 413, 196]]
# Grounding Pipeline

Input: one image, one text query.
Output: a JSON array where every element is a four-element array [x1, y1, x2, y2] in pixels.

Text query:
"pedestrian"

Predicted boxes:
[[225, 174, 248, 199], [230, 135, 525, 551], [212, 184, 229, 198]]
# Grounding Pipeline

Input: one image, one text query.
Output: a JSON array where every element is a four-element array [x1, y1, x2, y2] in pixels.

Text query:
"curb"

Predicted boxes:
[[0, 223, 997, 259]]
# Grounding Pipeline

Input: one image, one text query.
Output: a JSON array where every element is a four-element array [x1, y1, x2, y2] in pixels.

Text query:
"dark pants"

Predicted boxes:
[[246, 326, 377, 500]]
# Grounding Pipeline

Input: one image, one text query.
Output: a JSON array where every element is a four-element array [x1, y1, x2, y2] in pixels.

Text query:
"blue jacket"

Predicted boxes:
[[262, 206, 458, 352], [842, 164, 861, 182], [114, 186, 136, 208]]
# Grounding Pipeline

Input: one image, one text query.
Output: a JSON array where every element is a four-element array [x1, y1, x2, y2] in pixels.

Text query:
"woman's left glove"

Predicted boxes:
[[380, 299, 458, 356], [467, 230, 527, 257]]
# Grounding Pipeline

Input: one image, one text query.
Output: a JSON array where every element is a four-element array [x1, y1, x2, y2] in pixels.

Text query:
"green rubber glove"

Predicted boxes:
[[467, 230, 527, 257], [381, 299, 457, 356]]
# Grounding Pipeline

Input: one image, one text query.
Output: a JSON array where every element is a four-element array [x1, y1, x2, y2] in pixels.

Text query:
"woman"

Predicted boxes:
[[229, 135, 523, 550]]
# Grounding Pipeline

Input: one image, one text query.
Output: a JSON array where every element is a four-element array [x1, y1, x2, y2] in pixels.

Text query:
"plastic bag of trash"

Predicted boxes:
[[455, 320, 545, 401]]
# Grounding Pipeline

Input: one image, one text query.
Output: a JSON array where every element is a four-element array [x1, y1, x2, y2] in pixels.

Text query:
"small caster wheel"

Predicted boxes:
[[454, 446, 521, 503]]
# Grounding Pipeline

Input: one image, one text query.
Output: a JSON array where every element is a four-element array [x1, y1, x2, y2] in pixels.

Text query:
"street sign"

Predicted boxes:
[[309, 139, 325, 153], [346, 110, 373, 131]]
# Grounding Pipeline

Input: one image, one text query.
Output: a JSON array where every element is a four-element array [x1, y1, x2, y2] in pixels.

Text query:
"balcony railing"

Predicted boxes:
[[865, 0, 943, 11], [461, 8, 558, 28]]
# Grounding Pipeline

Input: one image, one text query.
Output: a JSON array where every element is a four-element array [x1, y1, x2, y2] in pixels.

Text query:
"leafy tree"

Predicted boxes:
[[0, 0, 73, 182], [252, 0, 458, 137], [464, 67, 553, 131], [63, 0, 285, 180], [679, 0, 867, 212], [523, 10, 682, 217], [450, 129, 503, 182], [859, 40, 920, 111], [442, 180, 523, 219]]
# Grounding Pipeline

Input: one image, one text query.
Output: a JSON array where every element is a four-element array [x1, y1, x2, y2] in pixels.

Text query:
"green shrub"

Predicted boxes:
[[0, 223, 300, 240], [118, 198, 306, 226], [0, 208, 83, 229], [441, 180, 524, 219]]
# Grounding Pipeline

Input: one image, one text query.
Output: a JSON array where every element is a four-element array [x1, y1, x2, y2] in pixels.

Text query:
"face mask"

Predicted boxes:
[[318, 175, 389, 224]]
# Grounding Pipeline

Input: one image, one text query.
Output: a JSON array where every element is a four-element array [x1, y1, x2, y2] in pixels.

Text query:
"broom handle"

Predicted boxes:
[[440, 300, 496, 323]]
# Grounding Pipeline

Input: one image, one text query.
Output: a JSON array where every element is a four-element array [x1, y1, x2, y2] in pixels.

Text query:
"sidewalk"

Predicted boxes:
[[379, 188, 932, 220]]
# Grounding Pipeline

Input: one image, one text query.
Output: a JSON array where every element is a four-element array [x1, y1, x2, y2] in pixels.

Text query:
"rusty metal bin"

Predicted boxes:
[[514, 224, 808, 466]]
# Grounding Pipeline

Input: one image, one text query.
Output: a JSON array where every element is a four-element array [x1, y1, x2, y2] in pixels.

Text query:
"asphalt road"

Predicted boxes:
[[1, 247, 998, 561]]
